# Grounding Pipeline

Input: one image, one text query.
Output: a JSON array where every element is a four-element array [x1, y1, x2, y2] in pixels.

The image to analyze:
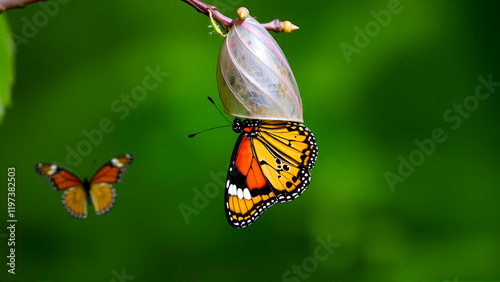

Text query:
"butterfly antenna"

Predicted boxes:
[[188, 97, 233, 138], [188, 124, 232, 138], [207, 96, 231, 124]]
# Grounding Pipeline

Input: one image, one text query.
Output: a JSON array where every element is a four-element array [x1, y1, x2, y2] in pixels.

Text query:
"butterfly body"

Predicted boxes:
[[36, 154, 133, 219], [80, 178, 92, 205], [225, 119, 317, 228]]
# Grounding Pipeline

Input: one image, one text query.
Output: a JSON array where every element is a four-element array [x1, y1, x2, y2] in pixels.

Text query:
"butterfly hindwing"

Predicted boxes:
[[89, 183, 116, 215], [225, 135, 278, 229], [62, 185, 88, 219]]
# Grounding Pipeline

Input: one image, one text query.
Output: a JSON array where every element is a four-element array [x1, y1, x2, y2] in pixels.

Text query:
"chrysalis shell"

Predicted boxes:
[[217, 15, 303, 123]]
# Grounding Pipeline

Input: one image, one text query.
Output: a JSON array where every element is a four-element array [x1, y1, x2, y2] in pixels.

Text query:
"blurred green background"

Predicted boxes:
[[1, 0, 499, 281]]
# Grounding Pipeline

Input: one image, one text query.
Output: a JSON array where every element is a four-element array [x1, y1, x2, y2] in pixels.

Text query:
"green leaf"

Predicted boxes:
[[0, 15, 15, 123]]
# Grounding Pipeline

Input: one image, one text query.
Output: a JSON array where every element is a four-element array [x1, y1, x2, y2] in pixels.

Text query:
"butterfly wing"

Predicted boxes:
[[62, 186, 88, 219], [35, 163, 88, 218], [35, 163, 83, 191], [225, 134, 278, 228], [254, 121, 318, 202], [91, 154, 134, 184], [89, 154, 133, 215], [89, 183, 116, 215]]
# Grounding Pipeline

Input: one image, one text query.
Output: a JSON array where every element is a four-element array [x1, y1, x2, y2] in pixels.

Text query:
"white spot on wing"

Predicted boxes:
[[243, 188, 251, 200], [111, 158, 123, 168], [229, 184, 237, 195], [48, 165, 57, 175]]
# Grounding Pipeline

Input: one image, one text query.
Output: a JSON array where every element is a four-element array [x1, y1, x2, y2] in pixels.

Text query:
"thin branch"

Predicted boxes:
[[181, 0, 298, 34], [0, 0, 46, 13], [181, 0, 234, 32], [262, 19, 290, 34]]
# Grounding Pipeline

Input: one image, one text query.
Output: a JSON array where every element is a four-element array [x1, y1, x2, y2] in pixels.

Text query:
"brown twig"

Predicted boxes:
[[181, 0, 298, 34], [0, 0, 46, 13], [181, 0, 234, 32]]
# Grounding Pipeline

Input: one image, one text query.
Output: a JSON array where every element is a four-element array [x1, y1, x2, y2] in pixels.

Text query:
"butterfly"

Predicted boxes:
[[225, 119, 318, 228], [35, 154, 133, 219]]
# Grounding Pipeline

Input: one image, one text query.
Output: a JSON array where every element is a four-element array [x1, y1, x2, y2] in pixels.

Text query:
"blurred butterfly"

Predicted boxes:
[[226, 119, 318, 228], [35, 154, 133, 219]]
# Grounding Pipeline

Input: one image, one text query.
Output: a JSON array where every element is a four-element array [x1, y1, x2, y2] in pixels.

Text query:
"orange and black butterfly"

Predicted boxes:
[[226, 119, 318, 228], [35, 154, 133, 219]]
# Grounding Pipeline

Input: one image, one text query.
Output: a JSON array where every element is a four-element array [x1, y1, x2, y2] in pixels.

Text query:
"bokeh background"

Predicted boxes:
[[1, 0, 499, 281]]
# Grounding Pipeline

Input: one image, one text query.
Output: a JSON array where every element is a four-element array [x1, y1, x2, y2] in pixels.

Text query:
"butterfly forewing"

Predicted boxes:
[[91, 154, 134, 183], [225, 135, 278, 228], [255, 121, 318, 202], [35, 164, 83, 191], [252, 139, 311, 203], [258, 121, 318, 170]]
